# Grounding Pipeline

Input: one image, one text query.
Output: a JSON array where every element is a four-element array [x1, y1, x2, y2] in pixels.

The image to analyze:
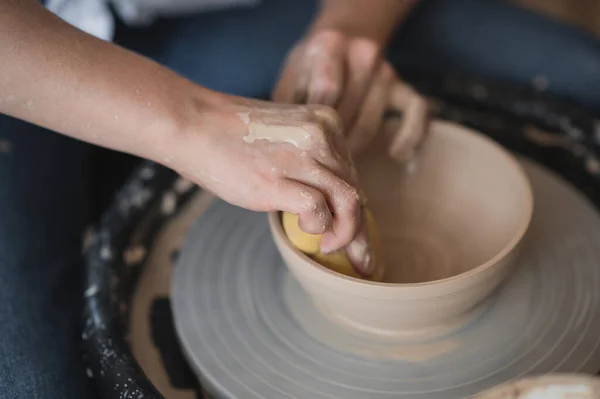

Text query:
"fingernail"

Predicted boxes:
[[319, 237, 337, 254], [346, 238, 375, 276]]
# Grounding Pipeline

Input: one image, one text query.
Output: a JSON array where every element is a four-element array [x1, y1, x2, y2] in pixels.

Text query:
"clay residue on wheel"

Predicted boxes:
[[477, 375, 600, 399]]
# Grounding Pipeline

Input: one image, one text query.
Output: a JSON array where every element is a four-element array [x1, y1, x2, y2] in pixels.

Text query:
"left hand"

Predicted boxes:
[[273, 29, 396, 155]]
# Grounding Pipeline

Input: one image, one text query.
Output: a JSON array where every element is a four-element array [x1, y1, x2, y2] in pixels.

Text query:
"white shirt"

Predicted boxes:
[[46, 0, 262, 41]]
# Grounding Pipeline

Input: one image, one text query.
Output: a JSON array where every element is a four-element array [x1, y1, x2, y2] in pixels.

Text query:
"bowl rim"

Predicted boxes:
[[268, 121, 534, 290]]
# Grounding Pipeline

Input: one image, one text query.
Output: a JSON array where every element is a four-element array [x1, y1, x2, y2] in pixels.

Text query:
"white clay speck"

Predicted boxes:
[[299, 190, 312, 199], [84, 285, 98, 298], [161, 191, 177, 215], [139, 167, 155, 180], [174, 177, 194, 194], [532, 75, 549, 91], [99, 246, 113, 261], [586, 156, 600, 175], [0, 140, 12, 154], [123, 246, 147, 265], [235, 112, 251, 124]]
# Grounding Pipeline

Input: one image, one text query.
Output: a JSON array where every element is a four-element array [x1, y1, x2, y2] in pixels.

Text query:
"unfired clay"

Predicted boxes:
[[269, 120, 534, 334], [171, 158, 600, 398], [475, 374, 600, 398]]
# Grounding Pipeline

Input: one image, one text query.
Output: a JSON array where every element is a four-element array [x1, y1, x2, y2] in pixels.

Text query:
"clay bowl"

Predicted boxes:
[[268, 120, 533, 336], [474, 373, 600, 398]]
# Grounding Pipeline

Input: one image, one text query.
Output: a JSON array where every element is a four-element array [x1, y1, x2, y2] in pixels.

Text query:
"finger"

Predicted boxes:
[[305, 52, 344, 106], [346, 62, 395, 155], [311, 165, 373, 277], [345, 212, 375, 277], [292, 68, 311, 104], [272, 48, 310, 104], [308, 104, 343, 137], [293, 166, 362, 254], [273, 179, 332, 234], [388, 94, 430, 162], [272, 65, 298, 103], [335, 38, 380, 131], [300, 117, 374, 276]]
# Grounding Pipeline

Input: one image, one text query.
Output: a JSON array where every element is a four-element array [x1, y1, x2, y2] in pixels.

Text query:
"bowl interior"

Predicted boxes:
[[272, 121, 533, 287], [354, 121, 532, 283]]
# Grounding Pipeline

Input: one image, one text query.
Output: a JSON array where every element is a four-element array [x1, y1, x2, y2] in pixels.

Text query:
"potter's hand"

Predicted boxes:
[[0, 0, 374, 276], [273, 29, 396, 156], [171, 95, 375, 275]]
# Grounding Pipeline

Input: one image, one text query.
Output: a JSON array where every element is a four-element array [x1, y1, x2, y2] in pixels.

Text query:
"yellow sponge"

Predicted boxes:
[[282, 212, 322, 254], [282, 210, 384, 281]]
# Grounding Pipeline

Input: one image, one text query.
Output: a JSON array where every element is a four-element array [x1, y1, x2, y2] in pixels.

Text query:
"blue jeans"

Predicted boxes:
[[1, 0, 598, 397]]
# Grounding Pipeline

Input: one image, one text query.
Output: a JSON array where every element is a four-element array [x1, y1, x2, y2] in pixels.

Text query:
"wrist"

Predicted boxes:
[[140, 80, 222, 166], [309, 0, 419, 46]]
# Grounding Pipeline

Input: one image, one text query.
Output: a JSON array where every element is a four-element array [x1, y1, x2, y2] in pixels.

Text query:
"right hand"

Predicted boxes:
[[272, 29, 396, 156], [166, 93, 375, 276]]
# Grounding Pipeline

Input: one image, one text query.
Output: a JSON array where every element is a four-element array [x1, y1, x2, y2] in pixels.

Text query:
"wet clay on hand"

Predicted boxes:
[[231, 101, 377, 276]]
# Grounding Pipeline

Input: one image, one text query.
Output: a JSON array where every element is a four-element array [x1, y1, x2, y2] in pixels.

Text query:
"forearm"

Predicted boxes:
[[311, 0, 420, 45], [0, 0, 212, 162]]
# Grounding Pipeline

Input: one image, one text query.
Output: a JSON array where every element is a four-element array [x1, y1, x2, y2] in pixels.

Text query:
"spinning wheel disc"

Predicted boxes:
[[171, 158, 600, 398]]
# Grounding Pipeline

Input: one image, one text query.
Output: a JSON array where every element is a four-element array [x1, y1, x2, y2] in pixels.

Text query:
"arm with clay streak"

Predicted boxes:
[[0, 0, 376, 276]]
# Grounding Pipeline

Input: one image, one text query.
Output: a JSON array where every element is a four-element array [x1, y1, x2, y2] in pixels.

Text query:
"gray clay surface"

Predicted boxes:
[[171, 159, 600, 398]]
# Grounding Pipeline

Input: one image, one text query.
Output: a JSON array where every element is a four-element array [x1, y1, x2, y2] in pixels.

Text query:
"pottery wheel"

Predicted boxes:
[[171, 158, 600, 399]]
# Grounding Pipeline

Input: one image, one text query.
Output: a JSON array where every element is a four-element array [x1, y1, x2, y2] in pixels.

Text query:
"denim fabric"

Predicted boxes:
[[0, 119, 94, 398], [389, 0, 600, 111], [0, 0, 598, 397]]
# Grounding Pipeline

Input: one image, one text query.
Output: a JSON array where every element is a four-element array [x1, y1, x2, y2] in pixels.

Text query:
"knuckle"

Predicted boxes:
[[313, 104, 337, 119], [312, 29, 345, 46], [299, 189, 321, 212], [351, 38, 380, 65], [305, 123, 327, 142], [312, 105, 343, 135], [338, 186, 361, 214], [314, 78, 340, 99]]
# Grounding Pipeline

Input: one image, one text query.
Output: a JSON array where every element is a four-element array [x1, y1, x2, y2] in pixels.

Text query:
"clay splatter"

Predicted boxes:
[[161, 191, 177, 215], [84, 285, 98, 298], [532, 75, 549, 91], [524, 125, 600, 176], [123, 246, 147, 266], [0, 140, 12, 154], [174, 177, 194, 194]]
